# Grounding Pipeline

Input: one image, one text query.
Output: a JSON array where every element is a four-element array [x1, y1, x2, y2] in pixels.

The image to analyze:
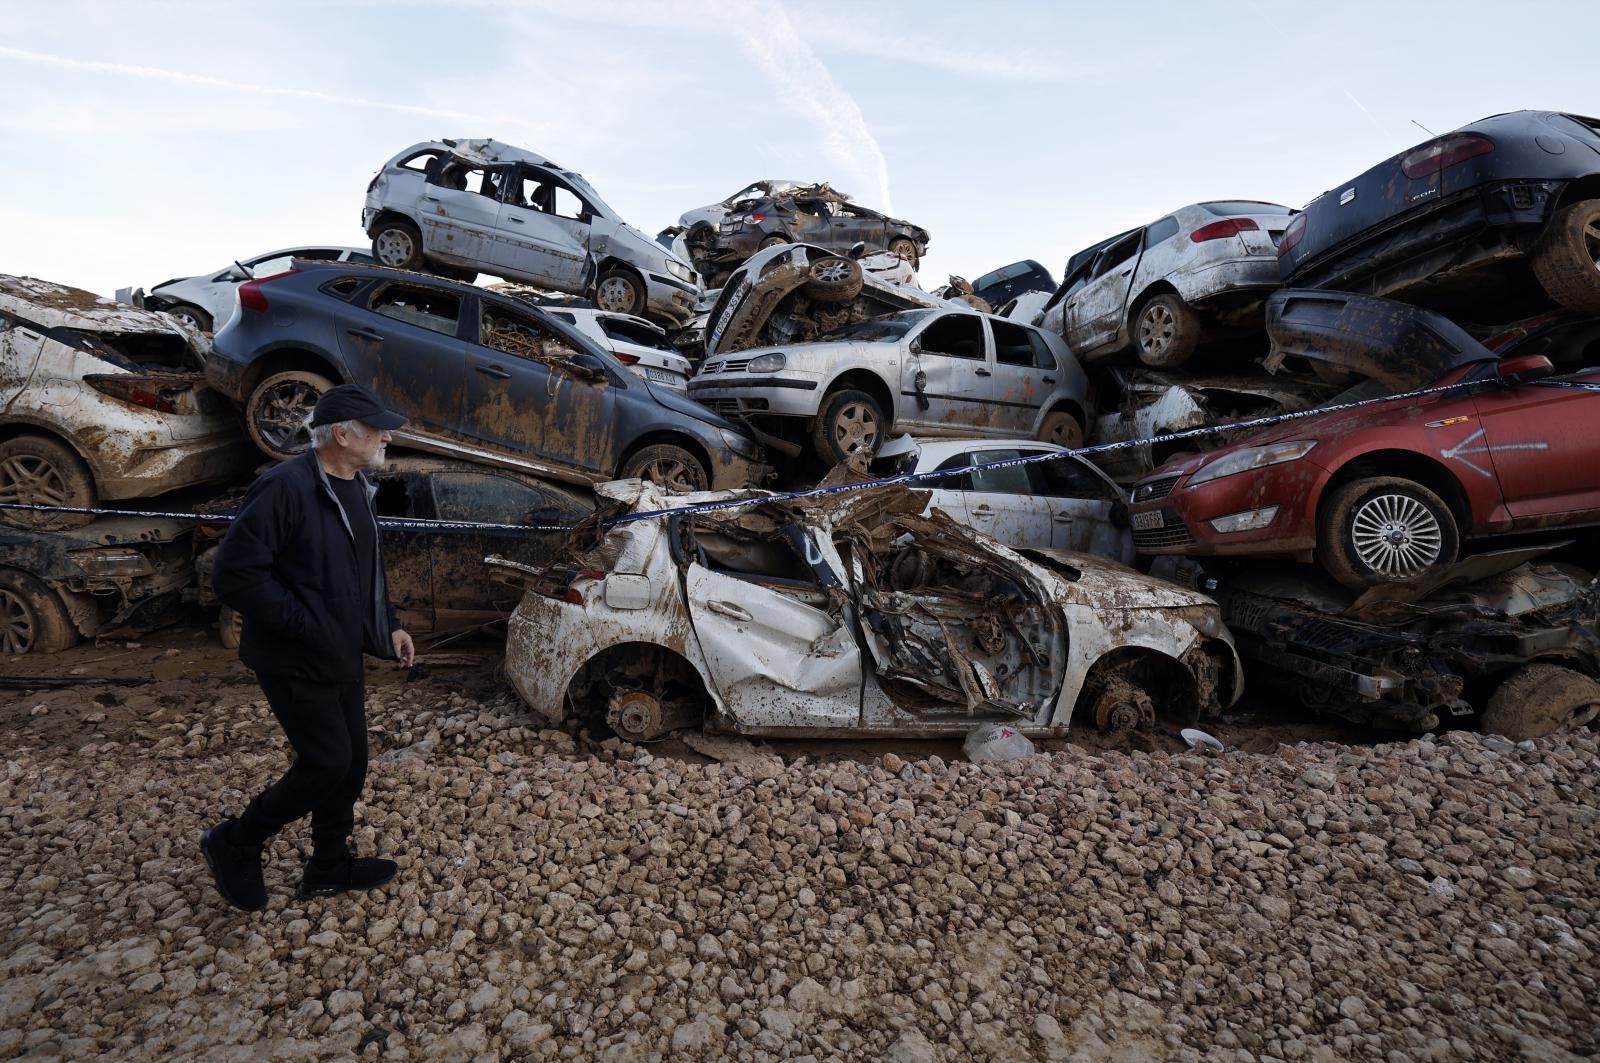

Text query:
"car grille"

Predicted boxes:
[[700, 398, 767, 414], [1133, 474, 1182, 503], [699, 358, 751, 375], [1133, 521, 1195, 550]]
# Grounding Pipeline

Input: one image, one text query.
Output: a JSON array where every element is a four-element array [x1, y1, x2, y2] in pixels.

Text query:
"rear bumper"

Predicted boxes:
[[96, 430, 259, 500], [643, 273, 699, 326]]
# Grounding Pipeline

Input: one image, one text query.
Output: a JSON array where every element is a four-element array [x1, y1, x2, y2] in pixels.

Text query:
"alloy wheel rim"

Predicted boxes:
[[1350, 492, 1443, 576], [1584, 217, 1600, 271], [0, 455, 69, 508], [0, 588, 36, 653], [814, 260, 851, 284], [1140, 304, 1174, 353], [375, 230, 414, 266], [257, 381, 322, 452], [596, 277, 635, 312], [833, 403, 880, 453], [643, 457, 702, 492]]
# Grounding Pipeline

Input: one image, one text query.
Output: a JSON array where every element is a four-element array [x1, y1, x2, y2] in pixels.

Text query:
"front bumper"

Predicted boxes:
[[686, 373, 824, 419], [642, 272, 700, 327], [1129, 458, 1331, 557]]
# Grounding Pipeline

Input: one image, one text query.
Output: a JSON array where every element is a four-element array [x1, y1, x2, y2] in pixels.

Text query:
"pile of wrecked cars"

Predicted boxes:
[[4, 112, 1598, 749]]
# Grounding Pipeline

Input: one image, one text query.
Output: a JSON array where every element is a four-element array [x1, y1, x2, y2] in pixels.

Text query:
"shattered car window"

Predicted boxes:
[[822, 310, 930, 343], [480, 304, 581, 364], [513, 171, 590, 220], [991, 320, 1038, 367], [1026, 330, 1058, 370], [1029, 455, 1114, 500], [430, 163, 502, 199], [599, 317, 676, 351], [917, 314, 986, 360], [432, 472, 574, 525], [967, 451, 1032, 494], [371, 284, 462, 337]]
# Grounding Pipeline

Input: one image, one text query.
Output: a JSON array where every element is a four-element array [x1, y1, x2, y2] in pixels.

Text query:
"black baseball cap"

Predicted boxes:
[[309, 384, 407, 429]]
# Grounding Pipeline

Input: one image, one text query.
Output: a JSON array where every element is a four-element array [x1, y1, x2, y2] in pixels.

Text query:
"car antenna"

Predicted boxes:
[[1410, 119, 1437, 137]]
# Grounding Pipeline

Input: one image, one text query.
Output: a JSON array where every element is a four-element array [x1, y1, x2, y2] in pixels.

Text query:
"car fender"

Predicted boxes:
[[1309, 436, 1494, 528]]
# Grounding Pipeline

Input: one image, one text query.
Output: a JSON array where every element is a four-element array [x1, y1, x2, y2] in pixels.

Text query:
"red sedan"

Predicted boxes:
[[1129, 294, 1600, 587]]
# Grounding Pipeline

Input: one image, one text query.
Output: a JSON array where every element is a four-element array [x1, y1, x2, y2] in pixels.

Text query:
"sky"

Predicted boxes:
[[2, 0, 1598, 300]]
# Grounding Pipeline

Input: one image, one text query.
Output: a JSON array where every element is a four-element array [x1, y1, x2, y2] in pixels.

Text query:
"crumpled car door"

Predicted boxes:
[[684, 564, 862, 729], [1064, 229, 1143, 352], [492, 165, 591, 292], [0, 316, 44, 411]]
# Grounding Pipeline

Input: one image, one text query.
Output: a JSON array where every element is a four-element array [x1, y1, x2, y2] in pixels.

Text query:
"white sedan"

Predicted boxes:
[[489, 480, 1241, 742], [871, 436, 1133, 563]]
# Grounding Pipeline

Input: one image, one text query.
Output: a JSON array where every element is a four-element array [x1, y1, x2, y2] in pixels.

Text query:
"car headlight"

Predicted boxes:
[[666, 259, 693, 283], [719, 428, 761, 459], [747, 352, 786, 374], [68, 549, 155, 578], [1187, 440, 1317, 488], [1168, 605, 1225, 639]]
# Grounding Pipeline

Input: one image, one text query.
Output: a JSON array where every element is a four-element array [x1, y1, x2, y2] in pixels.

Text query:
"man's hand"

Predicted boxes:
[[391, 629, 415, 668]]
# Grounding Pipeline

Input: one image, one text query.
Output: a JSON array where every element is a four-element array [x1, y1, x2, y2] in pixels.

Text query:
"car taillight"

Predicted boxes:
[[562, 568, 607, 603], [1400, 133, 1494, 179], [1277, 214, 1307, 257], [237, 268, 299, 313], [82, 374, 186, 414], [751, 214, 766, 223], [1190, 217, 1259, 243], [613, 351, 641, 365]]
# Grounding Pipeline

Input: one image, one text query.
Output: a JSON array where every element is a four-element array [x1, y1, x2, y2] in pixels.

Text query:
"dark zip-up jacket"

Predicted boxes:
[[214, 451, 399, 683]]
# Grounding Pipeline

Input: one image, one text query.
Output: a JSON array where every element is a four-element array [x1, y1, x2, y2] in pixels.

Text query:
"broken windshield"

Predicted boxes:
[[822, 310, 931, 343]]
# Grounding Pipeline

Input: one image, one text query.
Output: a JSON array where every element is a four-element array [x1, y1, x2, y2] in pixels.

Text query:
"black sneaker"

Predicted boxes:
[[297, 855, 399, 899], [200, 821, 267, 912]]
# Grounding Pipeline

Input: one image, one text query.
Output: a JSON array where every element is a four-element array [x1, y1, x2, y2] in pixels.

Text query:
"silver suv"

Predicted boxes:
[[363, 138, 701, 326], [688, 306, 1089, 464]]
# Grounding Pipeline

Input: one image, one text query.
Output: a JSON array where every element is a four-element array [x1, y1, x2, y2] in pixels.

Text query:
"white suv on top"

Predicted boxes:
[[363, 138, 701, 326]]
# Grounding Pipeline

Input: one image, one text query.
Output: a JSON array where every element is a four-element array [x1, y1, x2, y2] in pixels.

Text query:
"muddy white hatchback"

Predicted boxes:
[[490, 481, 1241, 742]]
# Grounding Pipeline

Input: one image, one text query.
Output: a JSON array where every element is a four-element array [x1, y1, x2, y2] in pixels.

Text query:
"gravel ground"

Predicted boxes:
[[1, 646, 1597, 1061]]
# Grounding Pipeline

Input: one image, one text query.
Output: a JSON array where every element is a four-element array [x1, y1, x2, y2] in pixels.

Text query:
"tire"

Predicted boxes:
[[758, 234, 789, 251], [1530, 199, 1600, 313], [804, 256, 863, 304], [371, 218, 424, 270], [438, 265, 479, 284], [594, 267, 646, 316], [812, 388, 885, 464], [1309, 360, 1356, 386], [165, 303, 214, 332], [1131, 293, 1201, 369], [1481, 663, 1600, 740], [1036, 409, 1085, 450], [888, 237, 920, 270], [219, 605, 243, 650], [0, 568, 78, 654], [0, 435, 95, 531], [245, 370, 335, 462], [1316, 476, 1459, 589], [619, 445, 708, 492]]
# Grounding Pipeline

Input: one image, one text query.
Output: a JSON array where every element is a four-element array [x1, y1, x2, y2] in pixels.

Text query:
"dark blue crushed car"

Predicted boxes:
[[1278, 110, 1600, 320]]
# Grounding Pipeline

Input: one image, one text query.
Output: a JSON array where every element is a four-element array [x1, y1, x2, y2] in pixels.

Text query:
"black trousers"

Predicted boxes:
[[234, 672, 368, 861]]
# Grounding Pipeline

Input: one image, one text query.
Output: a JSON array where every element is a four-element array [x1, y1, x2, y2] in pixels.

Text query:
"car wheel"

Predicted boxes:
[[0, 568, 78, 654], [219, 605, 243, 650], [246, 370, 335, 462], [0, 435, 95, 531], [758, 234, 789, 251], [1132, 293, 1201, 368], [372, 218, 424, 270], [166, 303, 214, 332], [1480, 663, 1600, 740], [812, 388, 885, 464], [1036, 410, 1085, 450], [1316, 476, 1459, 589], [888, 237, 920, 270], [595, 267, 647, 316], [804, 256, 864, 304], [1530, 199, 1600, 313], [1090, 676, 1156, 733], [437, 264, 479, 284], [620, 445, 708, 492]]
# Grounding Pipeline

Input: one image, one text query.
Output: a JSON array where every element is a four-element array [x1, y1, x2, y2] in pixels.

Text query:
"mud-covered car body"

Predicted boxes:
[[678, 180, 808, 231], [689, 307, 1087, 454], [870, 436, 1133, 562], [0, 276, 255, 516], [205, 261, 764, 490], [1218, 549, 1599, 732], [692, 182, 930, 280], [1130, 291, 1600, 567], [490, 481, 1240, 740], [195, 456, 592, 637], [1278, 111, 1600, 319], [0, 516, 194, 652], [1038, 201, 1293, 365], [363, 139, 700, 326], [118, 246, 373, 333]]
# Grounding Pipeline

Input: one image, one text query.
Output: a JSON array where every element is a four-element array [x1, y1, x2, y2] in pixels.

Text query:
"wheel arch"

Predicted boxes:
[[366, 209, 419, 238], [1033, 397, 1087, 437], [1317, 448, 1475, 534], [820, 369, 896, 428], [615, 430, 713, 483], [1071, 644, 1203, 728], [562, 639, 719, 724], [240, 346, 347, 402], [0, 422, 102, 494], [1552, 175, 1600, 213]]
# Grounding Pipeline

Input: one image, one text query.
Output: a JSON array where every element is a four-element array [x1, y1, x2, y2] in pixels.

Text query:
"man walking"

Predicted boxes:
[[200, 385, 416, 912]]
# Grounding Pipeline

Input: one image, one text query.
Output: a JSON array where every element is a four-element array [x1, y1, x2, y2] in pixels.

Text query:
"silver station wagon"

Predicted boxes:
[[688, 307, 1090, 465]]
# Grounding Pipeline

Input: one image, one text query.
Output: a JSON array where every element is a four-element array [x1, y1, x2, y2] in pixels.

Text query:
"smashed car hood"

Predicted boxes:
[[0, 275, 211, 369], [1019, 547, 1221, 611]]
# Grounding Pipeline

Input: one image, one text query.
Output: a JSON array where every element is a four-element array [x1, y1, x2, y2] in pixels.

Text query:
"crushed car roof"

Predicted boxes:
[[0, 275, 206, 338]]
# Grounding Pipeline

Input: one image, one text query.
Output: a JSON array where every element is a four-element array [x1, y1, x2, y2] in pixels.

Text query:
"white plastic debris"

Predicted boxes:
[[963, 723, 1035, 763], [1181, 728, 1225, 751]]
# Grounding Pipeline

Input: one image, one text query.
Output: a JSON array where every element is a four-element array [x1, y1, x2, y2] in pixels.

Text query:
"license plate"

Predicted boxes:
[[646, 368, 684, 387], [1132, 511, 1165, 531]]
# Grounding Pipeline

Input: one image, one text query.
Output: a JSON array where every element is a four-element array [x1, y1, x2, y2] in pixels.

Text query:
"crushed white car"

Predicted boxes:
[[117, 246, 373, 333], [0, 276, 255, 530], [490, 481, 1240, 741], [363, 138, 701, 325]]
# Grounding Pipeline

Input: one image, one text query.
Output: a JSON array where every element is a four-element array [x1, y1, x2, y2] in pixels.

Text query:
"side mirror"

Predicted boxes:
[[1498, 353, 1554, 384], [566, 351, 610, 380], [848, 242, 868, 260], [578, 212, 594, 225], [908, 337, 922, 355]]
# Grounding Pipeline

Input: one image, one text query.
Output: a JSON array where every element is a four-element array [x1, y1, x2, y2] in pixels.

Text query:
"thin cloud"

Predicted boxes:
[[0, 44, 546, 133]]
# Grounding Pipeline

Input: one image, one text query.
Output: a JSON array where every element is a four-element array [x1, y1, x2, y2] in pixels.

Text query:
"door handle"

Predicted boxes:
[[975, 368, 991, 377], [1119, 269, 1131, 277], [972, 505, 993, 513], [707, 600, 752, 621], [346, 327, 384, 342], [1054, 514, 1075, 524], [1042, 376, 1055, 383], [475, 364, 512, 380], [422, 194, 440, 202], [507, 216, 524, 224]]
